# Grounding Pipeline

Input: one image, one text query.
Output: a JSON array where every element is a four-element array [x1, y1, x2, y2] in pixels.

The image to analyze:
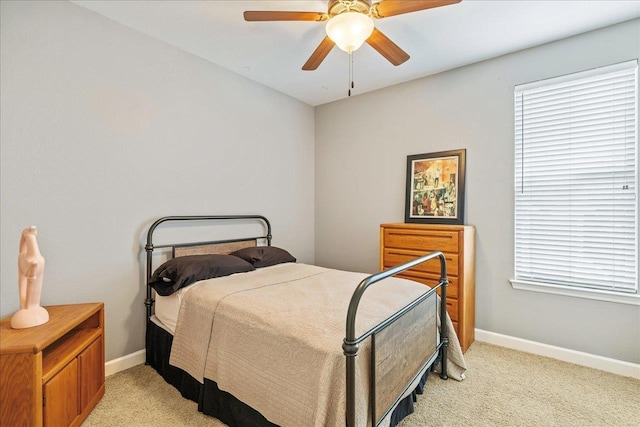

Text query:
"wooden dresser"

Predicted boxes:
[[0, 303, 105, 426], [380, 223, 475, 352]]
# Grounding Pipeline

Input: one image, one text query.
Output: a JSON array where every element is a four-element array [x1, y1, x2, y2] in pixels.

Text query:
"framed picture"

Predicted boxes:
[[405, 149, 466, 224]]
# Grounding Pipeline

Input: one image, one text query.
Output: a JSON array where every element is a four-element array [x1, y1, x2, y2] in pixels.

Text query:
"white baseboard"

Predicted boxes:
[[105, 349, 146, 377], [475, 329, 640, 379]]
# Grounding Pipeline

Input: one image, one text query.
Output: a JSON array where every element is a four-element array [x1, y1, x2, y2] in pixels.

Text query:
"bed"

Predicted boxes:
[[144, 215, 466, 427]]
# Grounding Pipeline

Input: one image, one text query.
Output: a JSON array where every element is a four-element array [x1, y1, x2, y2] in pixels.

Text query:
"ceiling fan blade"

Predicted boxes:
[[302, 37, 335, 70], [366, 28, 409, 66], [372, 0, 461, 18], [244, 11, 328, 22]]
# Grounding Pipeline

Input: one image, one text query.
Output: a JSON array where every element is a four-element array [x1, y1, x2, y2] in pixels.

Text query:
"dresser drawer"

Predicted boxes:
[[398, 272, 459, 321], [383, 248, 459, 276], [383, 229, 459, 253], [445, 298, 459, 322], [396, 272, 459, 300]]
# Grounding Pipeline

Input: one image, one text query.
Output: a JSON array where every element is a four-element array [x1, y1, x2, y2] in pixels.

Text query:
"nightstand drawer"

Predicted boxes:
[[384, 229, 459, 253]]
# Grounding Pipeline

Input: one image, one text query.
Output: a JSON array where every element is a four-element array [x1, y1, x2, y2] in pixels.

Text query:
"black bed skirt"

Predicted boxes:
[[146, 319, 434, 427]]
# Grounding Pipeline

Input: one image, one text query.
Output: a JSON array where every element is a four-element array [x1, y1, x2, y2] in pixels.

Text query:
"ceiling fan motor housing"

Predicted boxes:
[[328, 0, 372, 17]]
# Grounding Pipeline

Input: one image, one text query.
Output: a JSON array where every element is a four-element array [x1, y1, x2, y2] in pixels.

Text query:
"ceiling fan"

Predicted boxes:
[[244, 0, 461, 70]]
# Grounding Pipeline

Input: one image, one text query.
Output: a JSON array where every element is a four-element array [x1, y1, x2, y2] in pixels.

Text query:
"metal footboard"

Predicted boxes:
[[343, 251, 449, 427]]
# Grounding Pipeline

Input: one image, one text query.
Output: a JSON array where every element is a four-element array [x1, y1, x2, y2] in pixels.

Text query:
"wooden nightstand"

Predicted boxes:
[[380, 223, 475, 352], [0, 303, 105, 426]]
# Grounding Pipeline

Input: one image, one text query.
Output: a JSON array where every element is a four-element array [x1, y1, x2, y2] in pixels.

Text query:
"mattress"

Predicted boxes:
[[154, 287, 187, 335]]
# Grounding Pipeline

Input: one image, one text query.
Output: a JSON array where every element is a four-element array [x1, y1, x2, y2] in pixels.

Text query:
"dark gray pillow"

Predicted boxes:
[[149, 254, 254, 296], [229, 246, 296, 268]]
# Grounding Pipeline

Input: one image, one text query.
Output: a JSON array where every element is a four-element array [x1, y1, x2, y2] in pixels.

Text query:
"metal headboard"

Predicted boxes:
[[144, 215, 272, 320]]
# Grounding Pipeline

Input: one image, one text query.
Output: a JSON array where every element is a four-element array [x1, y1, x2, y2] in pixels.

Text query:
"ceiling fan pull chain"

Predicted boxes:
[[348, 51, 353, 96], [351, 51, 355, 90]]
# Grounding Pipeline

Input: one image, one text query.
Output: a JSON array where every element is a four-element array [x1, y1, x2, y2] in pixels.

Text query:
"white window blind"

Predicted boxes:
[[514, 60, 638, 295]]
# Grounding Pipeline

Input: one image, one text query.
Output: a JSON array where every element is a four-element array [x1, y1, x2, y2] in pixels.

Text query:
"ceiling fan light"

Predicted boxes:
[[325, 12, 374, 53]]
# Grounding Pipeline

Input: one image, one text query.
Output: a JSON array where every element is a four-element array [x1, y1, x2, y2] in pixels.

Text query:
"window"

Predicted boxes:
[[512, 60, 638, 304]]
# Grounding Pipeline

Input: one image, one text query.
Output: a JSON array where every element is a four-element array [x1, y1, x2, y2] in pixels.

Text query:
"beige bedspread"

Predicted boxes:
[[170, 263, 466, 427]]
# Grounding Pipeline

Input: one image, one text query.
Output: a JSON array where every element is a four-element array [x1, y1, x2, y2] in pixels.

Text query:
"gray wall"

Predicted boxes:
[[0, 1, 315, 362], [315, 19, 640, 364]]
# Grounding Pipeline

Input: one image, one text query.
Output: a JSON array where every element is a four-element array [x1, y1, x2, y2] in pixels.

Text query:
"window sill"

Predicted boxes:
[[510, 279, 640, 306]]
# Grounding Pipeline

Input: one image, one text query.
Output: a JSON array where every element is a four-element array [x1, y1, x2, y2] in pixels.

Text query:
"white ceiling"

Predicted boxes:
[[72, 0, 640, 106]]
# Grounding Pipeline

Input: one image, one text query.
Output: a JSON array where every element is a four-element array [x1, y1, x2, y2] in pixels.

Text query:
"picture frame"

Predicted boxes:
[[405, 149, 466, 224]]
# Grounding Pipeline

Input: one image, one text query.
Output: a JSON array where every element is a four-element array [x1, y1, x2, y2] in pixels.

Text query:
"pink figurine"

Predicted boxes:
[[11, 226, 49, 329]]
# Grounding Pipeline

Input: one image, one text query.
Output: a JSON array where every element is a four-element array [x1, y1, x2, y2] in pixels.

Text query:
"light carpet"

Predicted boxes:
[[83, 342, 640, 426]]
